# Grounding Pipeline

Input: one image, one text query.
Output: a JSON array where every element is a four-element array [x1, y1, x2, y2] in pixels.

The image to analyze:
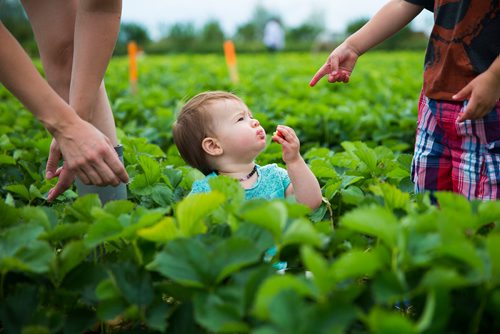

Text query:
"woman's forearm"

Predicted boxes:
[[0, 22, 80, 136]]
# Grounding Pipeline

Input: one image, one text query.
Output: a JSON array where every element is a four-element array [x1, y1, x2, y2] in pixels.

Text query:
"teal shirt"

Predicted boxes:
[[190, 164, 291, 199], [190, 163, 290, 271]]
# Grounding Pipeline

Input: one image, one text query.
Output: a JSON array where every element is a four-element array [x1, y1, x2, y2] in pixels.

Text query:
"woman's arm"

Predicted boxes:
[[0, 22, 128, 187]]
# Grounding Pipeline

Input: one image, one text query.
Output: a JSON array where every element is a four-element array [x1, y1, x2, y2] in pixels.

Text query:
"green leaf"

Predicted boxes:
[[84, 216, 123, 248], [486, 233, 500, 285], [4, 184, 30, 201], [151, 184, 174, 207], [96, 279, 121, 301], [28, 184, 43, 201], [437, 241, 485, 274], [367, 307, 417, 334], [110, 261, 154, 307], [96, 298, 128, 321], [138, 217, 179, 242], [129, 174, 154, 195], [138, 155, 161, 185], [65, 194, 101, 223], [434, 192, 476, 228], [163, 167, 183, 189], [57, 240, 89, 281], [310, 159, 338, 179], [353, 143, 378, 172], [341, 206, 399, 248], [213, 237, 260, 283], [329, 249, 383, 283], [0, 223, 44, 257], [176, 192, 226, 237], [103, 200, 136, 216], [0, 224, 54, 274], [19, 207, 51, 230], [370, 182, 410, 210], [0, 154, 16, 165], [121, 209, 166, 238], [145, 300, 171, 332], [194, 287, 249, 333], [301, 246, 332, 295], [40, 223, 89, 242], [208, 175, 245, 208], [372, 271, 407, 305], [0, 198, 18, 227], [418, 267, 468, 290], [340, 186, 365, 205], [266, 290, 310, 333], [341, 175, 364, 188], [240, 200, 287, 243], [0, 285, 38, 334], [147, 238, 209, 288], [478, 200, 500, 225], [253, 275, 314, 319], [282, 218, 322, 248]]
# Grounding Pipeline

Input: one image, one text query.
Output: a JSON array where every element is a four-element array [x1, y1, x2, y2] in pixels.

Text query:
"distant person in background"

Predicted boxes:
[[0, 0, 128, 203], [263, 18, 285, 52], [173, 91, 322, 209], [310, 0, 500, 200]]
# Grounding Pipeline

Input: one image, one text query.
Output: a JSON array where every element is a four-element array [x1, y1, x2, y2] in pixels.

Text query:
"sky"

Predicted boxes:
[[121, 0, 434, 39]]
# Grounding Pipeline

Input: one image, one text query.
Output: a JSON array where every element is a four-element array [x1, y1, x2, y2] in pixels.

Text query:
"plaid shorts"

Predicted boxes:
[[411, 92, 500, 200]]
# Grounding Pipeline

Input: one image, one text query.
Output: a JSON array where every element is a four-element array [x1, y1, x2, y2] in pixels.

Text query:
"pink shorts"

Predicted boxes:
[[411, 92, 500, 200]]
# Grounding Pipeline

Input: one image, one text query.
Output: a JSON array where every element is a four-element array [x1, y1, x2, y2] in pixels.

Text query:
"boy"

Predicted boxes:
[[310, 0, 500, 200]]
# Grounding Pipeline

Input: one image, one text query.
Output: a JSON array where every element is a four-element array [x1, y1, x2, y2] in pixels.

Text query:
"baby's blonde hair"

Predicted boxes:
[[172, 91, 243, 175]]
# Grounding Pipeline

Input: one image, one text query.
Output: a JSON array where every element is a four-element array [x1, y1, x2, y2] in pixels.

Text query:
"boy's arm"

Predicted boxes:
[[454, 55, 500, 121], [273, 126, 322, 210], [310, 0, 424, 86], [346, 0, 424, 55]]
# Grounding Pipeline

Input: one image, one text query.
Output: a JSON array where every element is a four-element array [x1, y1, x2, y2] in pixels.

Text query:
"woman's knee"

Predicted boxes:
[[41, 38, 74, 94]]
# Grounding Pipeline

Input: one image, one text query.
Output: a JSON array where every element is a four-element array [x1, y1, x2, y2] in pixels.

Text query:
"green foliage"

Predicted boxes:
[[1, 52, 499, 333]]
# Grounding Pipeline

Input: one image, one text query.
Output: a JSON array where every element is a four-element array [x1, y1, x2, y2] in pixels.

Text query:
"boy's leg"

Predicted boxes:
[[452, 100, 500, 200], [413, 93, 500, 200], [411, 93, 453, 195]]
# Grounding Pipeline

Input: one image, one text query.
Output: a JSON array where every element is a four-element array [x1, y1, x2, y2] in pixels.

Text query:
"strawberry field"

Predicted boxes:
[[1, 52, 499, 333]]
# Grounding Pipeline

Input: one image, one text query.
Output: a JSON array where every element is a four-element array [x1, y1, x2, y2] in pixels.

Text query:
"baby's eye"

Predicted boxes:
[[237, 117, 244, 122]]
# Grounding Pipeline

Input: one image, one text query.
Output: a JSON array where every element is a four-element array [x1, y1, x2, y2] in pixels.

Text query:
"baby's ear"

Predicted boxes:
[[202, 137, 223, 156]]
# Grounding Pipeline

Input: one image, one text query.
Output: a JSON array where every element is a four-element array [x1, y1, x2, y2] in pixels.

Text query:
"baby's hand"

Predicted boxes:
[[272, 125, 301, 164]]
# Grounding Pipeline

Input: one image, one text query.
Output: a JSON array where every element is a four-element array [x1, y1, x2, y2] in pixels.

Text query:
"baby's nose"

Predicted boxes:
[[251, 119, 260, 127]]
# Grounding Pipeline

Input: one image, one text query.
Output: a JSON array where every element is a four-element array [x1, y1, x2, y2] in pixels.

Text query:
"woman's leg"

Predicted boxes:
[[21, 0, 126, 202]]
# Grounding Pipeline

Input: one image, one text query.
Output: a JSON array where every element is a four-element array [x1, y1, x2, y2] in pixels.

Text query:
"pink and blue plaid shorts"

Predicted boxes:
[[411, 92, 500, 200]]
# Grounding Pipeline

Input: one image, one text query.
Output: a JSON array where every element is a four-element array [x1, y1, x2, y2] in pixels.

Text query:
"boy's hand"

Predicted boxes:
[[453, 70, 500, 121], [309, 42, 360, 87], [272, 125, 301, 164]]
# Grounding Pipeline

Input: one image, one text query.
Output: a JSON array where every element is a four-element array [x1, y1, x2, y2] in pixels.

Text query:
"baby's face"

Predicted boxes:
[[208, 98, 267, 160]]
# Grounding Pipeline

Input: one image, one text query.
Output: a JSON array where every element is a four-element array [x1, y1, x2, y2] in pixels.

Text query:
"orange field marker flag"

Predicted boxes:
[[223, 40, 239, 83], [128, 41, 138, 93]]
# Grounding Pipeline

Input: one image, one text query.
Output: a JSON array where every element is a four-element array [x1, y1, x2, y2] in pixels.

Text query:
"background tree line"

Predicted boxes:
[[1, 1, 428, 56]]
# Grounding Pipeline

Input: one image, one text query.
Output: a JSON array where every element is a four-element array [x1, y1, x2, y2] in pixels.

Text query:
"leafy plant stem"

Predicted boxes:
[[0, 272, 5, 299], [132, 240, 143, 265], [468, 286, 488, 334]]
